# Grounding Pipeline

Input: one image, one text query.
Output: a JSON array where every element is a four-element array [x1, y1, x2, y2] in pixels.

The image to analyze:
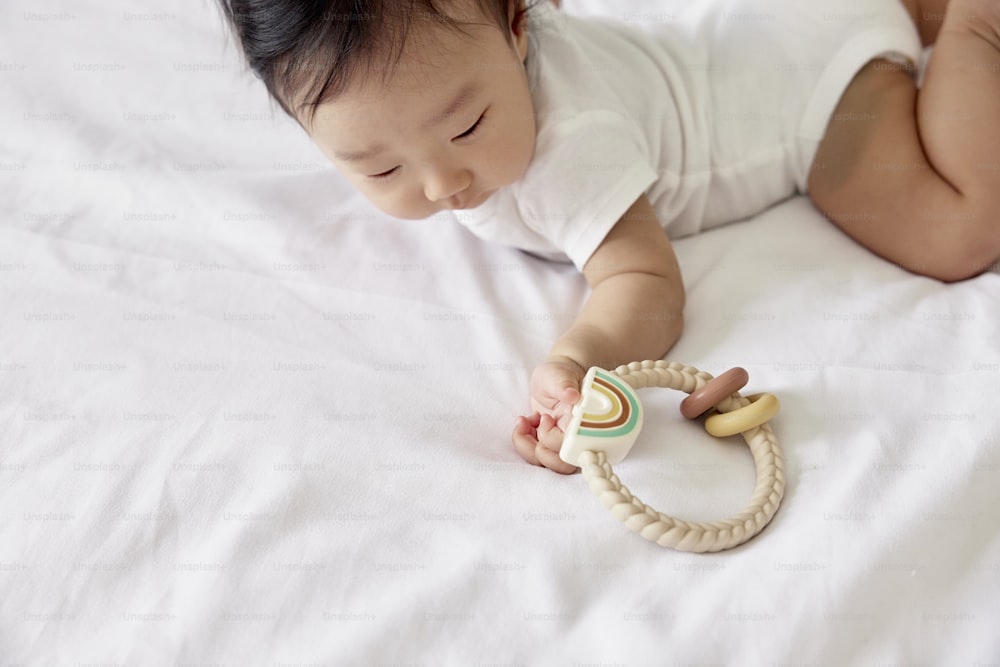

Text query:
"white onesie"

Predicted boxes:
[[452, 0, 922, 270]]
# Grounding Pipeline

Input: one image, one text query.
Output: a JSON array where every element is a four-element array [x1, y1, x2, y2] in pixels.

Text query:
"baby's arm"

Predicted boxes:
[[512, 194, 686, 473]]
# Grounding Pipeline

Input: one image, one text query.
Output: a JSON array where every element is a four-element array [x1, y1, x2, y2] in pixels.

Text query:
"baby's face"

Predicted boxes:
[[302, 13, 536, 219]]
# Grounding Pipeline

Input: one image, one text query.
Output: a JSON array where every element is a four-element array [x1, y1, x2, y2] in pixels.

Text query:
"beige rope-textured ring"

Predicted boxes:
[[559, 360, 785, 553]]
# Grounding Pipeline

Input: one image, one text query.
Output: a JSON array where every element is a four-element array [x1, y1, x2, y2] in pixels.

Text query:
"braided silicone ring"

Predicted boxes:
[[704, 392, 781, 437], [570, 360, 785, 553], [679, 366, 749, 419]]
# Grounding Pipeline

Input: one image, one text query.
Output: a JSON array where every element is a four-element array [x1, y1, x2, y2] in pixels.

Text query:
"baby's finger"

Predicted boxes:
[[536, 414, 564, 453], [559, 375, 580, 405], [511, 417, 541, 467], [538, 373, 580, 404], [516, 412, 542, 431], [559, 384, 581, 406], [534, 443, 578, 475]]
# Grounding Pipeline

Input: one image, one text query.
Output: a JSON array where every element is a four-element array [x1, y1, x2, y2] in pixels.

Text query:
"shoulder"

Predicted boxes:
[[524, 4, 669, 124], [529, 109, 648, 174]]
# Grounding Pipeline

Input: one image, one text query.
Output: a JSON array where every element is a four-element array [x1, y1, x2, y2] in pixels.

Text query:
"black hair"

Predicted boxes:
[[216, 0, 530, 124]]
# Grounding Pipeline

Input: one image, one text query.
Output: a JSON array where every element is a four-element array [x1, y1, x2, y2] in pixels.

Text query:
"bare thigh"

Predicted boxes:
[[899, 0, 952, 45], [808, 0, 1000, 281]]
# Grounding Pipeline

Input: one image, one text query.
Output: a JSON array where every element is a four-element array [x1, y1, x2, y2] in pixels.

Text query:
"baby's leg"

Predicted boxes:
[[901, 0, 951, 44], [808, 0, 1000, 281]]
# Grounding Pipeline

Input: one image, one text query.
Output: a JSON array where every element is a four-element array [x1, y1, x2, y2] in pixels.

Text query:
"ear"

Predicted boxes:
[[509, 0, 529, 62]]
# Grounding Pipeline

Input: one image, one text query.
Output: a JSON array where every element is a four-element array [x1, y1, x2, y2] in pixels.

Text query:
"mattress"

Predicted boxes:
[[2, 0, 999, 662]]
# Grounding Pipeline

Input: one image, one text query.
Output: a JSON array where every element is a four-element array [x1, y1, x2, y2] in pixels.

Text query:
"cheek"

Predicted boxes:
[[354, 179, 434, 220], [505, 82, 536, 177], [497, 107, 535, 182]]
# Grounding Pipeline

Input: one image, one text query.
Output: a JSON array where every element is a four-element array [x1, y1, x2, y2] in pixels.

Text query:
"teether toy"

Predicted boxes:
[[559, 360, 784, 553]]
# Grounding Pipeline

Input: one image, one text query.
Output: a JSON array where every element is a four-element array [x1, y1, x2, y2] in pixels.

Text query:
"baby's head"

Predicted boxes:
[[219, 0, 539, 218]]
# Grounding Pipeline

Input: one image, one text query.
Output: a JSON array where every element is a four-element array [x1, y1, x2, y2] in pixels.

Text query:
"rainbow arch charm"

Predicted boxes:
[[560, 367, 644, 466]]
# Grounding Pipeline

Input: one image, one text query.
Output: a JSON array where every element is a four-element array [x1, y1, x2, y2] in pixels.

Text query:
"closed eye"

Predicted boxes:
[[454, 110, 487, 141], [367, 166, 399, 181]]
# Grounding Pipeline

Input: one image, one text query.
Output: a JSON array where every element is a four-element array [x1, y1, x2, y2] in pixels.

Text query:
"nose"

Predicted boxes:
[[424, 166, 473, 205]]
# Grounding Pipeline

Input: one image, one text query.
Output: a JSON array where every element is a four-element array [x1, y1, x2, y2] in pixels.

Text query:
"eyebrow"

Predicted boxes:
[[332, 81, 481, 163], [334, 144, 387, 163], [423, 81, 481, 130]]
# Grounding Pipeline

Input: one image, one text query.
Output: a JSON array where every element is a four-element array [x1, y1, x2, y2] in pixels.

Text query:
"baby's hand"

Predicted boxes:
[[511, 356, 586, 474]]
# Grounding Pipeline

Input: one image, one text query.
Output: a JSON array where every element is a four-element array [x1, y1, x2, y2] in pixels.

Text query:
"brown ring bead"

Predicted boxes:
[[679, 367, 750, 419]]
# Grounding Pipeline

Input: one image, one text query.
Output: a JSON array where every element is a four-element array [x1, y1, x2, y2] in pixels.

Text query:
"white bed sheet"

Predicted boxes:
[[3, 0, 1000, 663]]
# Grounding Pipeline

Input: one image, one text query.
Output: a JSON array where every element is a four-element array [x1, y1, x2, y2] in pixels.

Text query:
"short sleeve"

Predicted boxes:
[[511, 110, 658, 270]]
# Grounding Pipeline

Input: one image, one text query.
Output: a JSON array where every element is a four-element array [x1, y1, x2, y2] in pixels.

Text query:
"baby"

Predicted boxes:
[[218, 0, 1000, 473]]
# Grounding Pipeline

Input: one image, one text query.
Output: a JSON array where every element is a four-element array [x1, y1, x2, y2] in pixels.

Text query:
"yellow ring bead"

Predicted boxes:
[[704, 393, 780, 438]]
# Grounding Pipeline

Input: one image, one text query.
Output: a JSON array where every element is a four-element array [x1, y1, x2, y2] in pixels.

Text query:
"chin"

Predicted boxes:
[[383, 206, 437, 221]]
